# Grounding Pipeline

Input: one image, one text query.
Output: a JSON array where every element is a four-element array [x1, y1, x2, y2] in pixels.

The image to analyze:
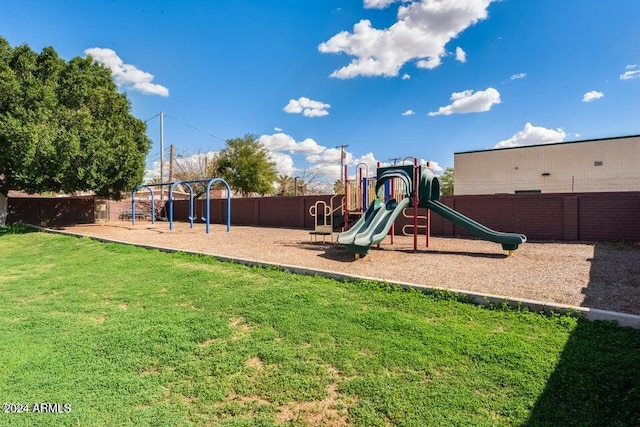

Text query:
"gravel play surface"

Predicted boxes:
[[59, 221, 640, 315]]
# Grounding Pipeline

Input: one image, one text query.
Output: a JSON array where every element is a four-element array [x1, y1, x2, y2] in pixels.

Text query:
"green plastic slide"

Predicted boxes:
[[424, 200, 526, 251], [338, 198, 411, 255]]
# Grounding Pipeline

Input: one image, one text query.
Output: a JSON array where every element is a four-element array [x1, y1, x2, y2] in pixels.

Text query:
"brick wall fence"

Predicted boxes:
[[169, 195, 338, 229], [7, 192, 640, 242], [393, 192, 640, 241], [7, 196, 95, 226], [141, 191, 640, 242]]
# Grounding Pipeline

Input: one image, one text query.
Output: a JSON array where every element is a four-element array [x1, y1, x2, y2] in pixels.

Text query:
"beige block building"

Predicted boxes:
[[454, 135, 640, 195]]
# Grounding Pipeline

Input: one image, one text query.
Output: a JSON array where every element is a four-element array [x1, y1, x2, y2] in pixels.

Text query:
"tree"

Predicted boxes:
[[0, 37, 151, 225], [295, 169, 329, 195], [172, 151, 218, 198], [211, 134, 277, 197], [440, 167, 454, 196], [275, 175, 293, 196]]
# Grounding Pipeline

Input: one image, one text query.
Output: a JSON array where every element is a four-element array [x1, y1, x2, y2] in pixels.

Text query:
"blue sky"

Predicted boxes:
[[2, 0, 639, 184]]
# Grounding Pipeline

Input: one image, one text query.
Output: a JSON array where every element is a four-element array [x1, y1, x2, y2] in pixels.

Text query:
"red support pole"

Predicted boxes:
[[426, 210, 430, 248], [413, 158, 418, 252], [343, 164, 349, 230], [359, 167, 363, 212]]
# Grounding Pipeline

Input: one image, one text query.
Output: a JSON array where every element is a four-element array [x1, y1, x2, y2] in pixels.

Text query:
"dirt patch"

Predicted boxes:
[[275, 383, 350, 426], [245, 356, 264, 370]]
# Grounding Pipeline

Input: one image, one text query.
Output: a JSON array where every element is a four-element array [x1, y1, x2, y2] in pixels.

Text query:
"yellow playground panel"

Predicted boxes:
[[346, 177, 409, 213], [308, 197, 342, 243]]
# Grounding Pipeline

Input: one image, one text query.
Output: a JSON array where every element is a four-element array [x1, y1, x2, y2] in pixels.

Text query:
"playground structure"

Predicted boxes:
[[337, 158, 527, 257], [307, 160, 422, 244], [131, 178, 231, 233], [307, 162, 379, 242]]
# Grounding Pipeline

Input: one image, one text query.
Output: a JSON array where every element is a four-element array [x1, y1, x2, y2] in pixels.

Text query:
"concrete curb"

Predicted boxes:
[[40, 226, 640, 329]]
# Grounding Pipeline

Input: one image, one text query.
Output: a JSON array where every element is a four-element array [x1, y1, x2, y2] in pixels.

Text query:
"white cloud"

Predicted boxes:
[[268, 151, 296, 176], [274, 127, 283, 132], [364, 0, 400, 8], [257, 133, 329, 179], [258, 133, 326, 155], [255, 129, 451, 187], [306, 147, 353, 165], [620, 65, 640, 80], [428, 87, 500, 116], [455, 47, 466, 63], [259, 133, 297, 152], [510, 72, 526, 80], [352, 152, 380, 175], [401, 73, 411, 80], [494, 123, 566, 149], [295, 138, 326, 155], [283, 97, 331, 117], [84, 47, 169, 97], [422, 159, 444, 174], [144, 161, 162, 183], [402, 109, 415, 116], [319, 0, 494, 78], [582, 90, 604, 102], [309, 164, 343, 181]]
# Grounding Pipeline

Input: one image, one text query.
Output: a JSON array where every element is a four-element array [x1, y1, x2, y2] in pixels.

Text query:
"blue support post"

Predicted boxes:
[[131, 188, 137, 225], [168, 182, 177, 231], [206, 178, 231, 233]]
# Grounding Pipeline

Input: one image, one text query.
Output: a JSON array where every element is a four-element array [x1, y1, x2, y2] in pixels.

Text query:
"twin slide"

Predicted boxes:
[[337, 198, 411, 255], [338, 166, 526, 256]]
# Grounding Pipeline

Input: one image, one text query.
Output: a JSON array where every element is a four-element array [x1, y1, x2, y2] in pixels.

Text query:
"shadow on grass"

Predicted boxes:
[[0, 223, 38, 237], [525, 243, 640, 426]]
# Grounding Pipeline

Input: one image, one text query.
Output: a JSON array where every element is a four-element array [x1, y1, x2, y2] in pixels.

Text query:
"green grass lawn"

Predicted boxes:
[[0, 225, 639, 426]]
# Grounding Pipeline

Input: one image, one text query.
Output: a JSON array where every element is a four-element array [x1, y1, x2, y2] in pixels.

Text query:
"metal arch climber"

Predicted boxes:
[[169, 178, 231, 233], [131, 177, 231, 233], [131, 182, 173, 226]]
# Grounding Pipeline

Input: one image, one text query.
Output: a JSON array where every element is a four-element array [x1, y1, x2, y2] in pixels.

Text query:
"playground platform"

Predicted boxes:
[[56, 221, 640, 319]]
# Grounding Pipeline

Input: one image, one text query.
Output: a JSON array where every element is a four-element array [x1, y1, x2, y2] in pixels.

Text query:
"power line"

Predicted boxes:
[[164, 113, 226, 142], [143, 113, 160, 123]]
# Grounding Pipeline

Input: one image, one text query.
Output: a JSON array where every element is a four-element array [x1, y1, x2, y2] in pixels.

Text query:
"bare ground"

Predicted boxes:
[[58, 221, 640, 315]]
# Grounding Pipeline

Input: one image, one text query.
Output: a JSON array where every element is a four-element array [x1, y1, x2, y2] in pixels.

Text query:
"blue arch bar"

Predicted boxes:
[[132, 178, 231, 233]]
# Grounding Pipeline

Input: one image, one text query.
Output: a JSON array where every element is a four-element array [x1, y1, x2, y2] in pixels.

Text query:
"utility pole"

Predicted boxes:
[[336, 144, 349, 183], [389, 157, 401, 166], [168, 144, 174, 183], [159, 111, 165, 200]]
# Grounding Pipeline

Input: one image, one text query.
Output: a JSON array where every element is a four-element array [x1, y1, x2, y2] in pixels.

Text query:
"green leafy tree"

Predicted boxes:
[[0, 37, 151, 225], [211, 134, 277, 197], [440, 167, 454, 196]]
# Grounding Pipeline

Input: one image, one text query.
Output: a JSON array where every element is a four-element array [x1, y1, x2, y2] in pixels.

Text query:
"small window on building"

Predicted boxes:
[[594, 161, 603, 166], [515, 190, 542, 194]]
